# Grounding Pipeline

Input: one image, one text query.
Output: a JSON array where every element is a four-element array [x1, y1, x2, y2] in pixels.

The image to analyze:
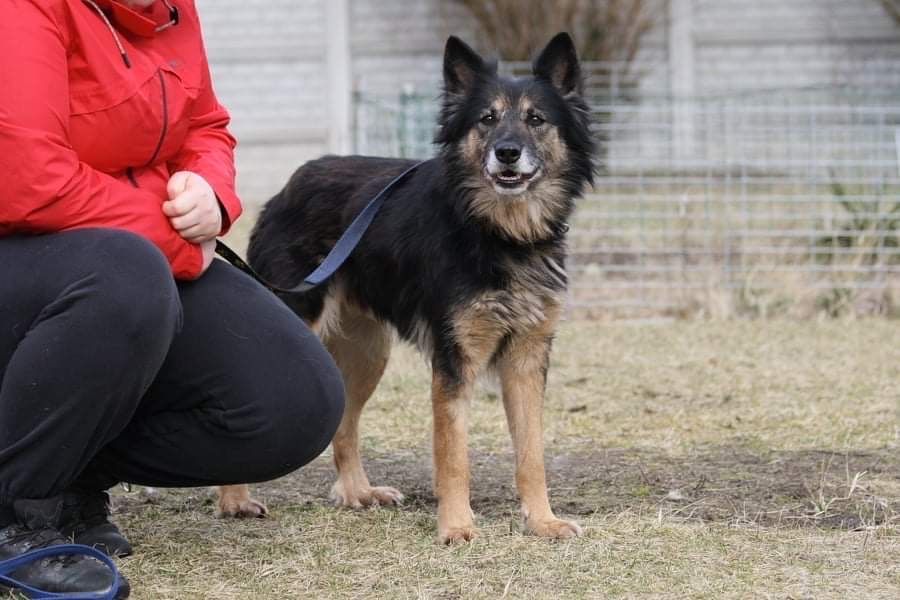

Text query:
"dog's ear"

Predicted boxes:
[[533, 32, 582, 96], [443, 36, 487, 96]]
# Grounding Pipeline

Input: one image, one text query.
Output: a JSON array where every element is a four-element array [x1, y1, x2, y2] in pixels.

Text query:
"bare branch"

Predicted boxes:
[[453, 0, 658, 71], [880, 0, 900, 24]]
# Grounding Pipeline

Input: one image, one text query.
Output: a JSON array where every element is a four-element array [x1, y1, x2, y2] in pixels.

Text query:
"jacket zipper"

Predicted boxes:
[[144, 69, 169, 168]]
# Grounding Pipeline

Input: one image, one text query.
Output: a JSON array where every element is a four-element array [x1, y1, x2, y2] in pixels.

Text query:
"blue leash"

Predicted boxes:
[[216, 160, 426, 294], [0, 544, 122, 599]]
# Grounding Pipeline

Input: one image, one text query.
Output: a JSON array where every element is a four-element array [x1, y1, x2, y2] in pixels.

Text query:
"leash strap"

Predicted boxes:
[[0, 544, 122, 599], [216, 160, 425, 295]]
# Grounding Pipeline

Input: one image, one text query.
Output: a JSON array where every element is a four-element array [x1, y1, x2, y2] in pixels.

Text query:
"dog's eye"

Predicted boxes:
[[480, 113, 497, 126], [527, 114, 546, 127]]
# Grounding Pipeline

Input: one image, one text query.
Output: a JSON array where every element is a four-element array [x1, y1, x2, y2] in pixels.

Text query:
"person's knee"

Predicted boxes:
[[77, 229, 181, 345], [200, 282, 346, 482], [305, 357, 346, 457], [256, 335, 345, 479]]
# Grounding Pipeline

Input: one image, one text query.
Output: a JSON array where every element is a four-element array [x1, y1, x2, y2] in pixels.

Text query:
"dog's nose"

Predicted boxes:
[[495, 144, 521, 165]]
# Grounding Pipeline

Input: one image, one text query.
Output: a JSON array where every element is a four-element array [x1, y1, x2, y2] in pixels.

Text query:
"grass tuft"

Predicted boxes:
[[12, 320, 895, 599]]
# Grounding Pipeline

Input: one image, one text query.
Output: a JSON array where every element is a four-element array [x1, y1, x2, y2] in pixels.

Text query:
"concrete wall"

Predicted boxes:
[[195, 0, 900, 206], [692, 0, 900, 94], [196, 0, 330, 206]]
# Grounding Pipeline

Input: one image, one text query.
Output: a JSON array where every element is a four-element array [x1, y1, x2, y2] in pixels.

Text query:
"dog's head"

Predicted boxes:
[[435, 33, 595, 242]]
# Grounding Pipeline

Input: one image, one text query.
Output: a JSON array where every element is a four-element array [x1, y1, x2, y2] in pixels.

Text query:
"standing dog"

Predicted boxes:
[[219, 32, 595, 543]]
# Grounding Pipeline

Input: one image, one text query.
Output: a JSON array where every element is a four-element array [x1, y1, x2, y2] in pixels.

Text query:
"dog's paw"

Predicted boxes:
[[526, 517, 582, 539], [330, 482, 404, 509], [438, 525, 480, 545], [216, 496, 268, 519]]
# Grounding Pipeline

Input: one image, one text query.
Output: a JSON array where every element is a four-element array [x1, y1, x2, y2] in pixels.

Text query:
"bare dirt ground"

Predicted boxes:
[[32, 319, 899, 599]]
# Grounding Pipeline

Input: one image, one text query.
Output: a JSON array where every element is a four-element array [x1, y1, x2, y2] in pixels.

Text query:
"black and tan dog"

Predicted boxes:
[[219, 32, 595, 543]]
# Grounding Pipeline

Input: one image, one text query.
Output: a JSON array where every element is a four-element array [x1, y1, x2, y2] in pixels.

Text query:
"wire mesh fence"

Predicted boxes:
[[353, 65, 900, 319]]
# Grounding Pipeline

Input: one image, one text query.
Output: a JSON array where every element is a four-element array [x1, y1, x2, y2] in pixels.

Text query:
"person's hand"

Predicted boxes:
[[200, 238, 217, 273], [163, 171, 222, 243]]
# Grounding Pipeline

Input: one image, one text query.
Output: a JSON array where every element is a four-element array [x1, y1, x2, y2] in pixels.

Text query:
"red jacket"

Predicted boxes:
[[0, 0, 241, 279]]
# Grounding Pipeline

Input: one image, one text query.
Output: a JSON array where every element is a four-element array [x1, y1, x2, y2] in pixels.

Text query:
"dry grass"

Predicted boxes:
[[85, 319, 900, 599]]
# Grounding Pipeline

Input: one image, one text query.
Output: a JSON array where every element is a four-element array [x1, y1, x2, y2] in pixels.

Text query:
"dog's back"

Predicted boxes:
[[247, 155, 420, 326]]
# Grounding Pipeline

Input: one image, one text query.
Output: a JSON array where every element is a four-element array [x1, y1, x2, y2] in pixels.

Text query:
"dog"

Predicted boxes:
[[218, 32, 595, 543]]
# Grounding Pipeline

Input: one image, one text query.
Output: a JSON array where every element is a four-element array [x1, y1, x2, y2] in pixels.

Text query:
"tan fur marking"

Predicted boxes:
[[451, 301, 509, 382], [216, 485, 267, 518], [461, 93, 574, 243], [451, 247, 567, 381], [309, 281, 344, 339], [432, 370, 477, 543], [462, 129, 482, 166], [497, 304, 581, 539], [327, 306, 402, 508], [537, 127, 569, 177], [438, 279, 568, 541], [464, 179, 569, 242]]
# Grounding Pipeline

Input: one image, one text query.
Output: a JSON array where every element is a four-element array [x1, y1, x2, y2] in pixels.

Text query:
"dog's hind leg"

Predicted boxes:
[[217, 484, 267, 518], [497, 308, 582, 539], [325, 309, 402, 508]]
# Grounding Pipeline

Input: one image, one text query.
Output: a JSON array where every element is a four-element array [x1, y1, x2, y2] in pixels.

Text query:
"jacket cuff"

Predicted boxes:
[[170, 237, 206, 280], [208, 179, 241, 235]]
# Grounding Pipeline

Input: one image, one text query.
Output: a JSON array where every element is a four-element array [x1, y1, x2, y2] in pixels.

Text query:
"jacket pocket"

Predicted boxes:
[[68, 64, 196, 173]]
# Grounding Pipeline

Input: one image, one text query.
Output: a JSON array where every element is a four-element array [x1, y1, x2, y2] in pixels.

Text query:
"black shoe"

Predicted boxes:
[[60, 491, 134, 558], [0, 497, 130, 598]]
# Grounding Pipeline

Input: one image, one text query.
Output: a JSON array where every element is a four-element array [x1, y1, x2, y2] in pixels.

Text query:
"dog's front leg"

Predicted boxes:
[[432, 370, 477, 544], [498, 327, 582, 539]]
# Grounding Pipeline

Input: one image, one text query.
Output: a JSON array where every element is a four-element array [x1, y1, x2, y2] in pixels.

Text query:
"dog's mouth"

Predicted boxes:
[[487, 168, 540, 192]]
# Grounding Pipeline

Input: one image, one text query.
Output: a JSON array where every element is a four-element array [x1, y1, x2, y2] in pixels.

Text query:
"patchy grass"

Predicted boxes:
[[101, 320, 900, 598]]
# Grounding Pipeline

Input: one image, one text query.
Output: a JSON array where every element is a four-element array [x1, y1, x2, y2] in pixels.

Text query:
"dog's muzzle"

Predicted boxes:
[[486, 146, 540, 193]]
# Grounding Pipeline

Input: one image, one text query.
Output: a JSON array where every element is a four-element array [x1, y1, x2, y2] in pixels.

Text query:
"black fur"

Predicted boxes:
[[248, 33, 596, 385]]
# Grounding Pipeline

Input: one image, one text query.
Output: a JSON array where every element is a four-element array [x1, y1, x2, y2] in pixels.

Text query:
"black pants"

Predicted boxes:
[[0, 229, 344, 504]]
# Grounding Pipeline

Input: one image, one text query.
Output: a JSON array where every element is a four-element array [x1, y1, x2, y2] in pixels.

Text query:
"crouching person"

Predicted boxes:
[[0, 1, 344, 597]]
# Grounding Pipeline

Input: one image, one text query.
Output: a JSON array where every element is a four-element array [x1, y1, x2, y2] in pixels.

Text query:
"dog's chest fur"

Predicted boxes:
[[498, 251, 566, 329], [452, 247, 567, 357]]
